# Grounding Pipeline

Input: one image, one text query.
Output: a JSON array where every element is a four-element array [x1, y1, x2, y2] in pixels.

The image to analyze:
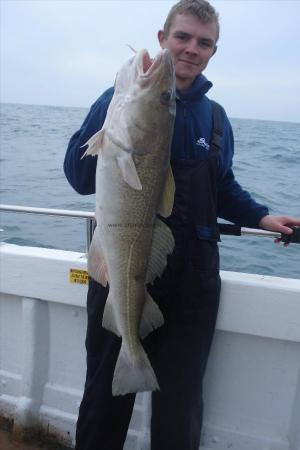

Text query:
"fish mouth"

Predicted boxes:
[[138, 49, 170, 78]]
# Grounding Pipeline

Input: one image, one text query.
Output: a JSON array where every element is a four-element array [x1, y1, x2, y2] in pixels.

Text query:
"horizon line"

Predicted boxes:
[[1, 101, 299, 126]]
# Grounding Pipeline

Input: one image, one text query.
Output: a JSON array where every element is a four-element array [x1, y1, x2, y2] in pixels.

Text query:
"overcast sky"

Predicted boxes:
[[1, 0, 300, 122]]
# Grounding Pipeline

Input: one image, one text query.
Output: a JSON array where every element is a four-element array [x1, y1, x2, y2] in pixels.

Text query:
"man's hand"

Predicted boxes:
[[259, 215, 300, 245]]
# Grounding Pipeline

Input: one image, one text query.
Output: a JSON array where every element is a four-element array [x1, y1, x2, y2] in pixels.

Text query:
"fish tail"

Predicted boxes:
[[112, 343, 159, 396]]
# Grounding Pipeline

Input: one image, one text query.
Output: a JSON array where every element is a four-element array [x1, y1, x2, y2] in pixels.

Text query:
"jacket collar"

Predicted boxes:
[[176, 74, 212, 101]]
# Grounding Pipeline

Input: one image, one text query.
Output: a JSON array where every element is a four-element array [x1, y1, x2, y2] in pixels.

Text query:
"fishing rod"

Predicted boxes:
[[218, 223, 300, 245]]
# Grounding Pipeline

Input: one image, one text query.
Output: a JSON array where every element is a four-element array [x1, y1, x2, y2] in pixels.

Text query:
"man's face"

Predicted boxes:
[[158, 13, 218, 90]]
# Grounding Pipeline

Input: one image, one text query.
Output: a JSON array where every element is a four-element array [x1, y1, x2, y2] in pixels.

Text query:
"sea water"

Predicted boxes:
[[0, 102, 299, 279]]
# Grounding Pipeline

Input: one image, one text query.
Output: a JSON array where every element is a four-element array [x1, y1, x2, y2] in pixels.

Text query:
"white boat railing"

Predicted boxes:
[[0, 203, 291, 248], [0, 204, 96, 253]]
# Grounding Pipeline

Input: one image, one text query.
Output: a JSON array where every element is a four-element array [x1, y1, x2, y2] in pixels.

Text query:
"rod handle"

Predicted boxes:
[[218, 223, 241, 236], [281, 227, 300, 244]]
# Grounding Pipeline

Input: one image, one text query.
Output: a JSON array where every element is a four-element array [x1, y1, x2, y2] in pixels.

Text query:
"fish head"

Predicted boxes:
[[137, 48, 176, 115], [111, 49, 176, 157]]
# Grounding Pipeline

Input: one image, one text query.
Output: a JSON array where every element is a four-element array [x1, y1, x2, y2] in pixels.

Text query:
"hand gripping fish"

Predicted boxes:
[[82, 48, 176, 395]]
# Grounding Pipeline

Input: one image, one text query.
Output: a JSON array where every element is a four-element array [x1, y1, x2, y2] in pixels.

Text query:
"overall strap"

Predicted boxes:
[[210, 100, 223, 153]]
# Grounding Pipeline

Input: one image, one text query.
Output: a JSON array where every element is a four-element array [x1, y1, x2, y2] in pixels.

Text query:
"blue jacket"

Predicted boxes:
[[64, 74, 268, 228]]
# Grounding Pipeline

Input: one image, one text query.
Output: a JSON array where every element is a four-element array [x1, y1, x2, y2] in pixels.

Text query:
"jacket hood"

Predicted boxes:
[[176, 74, 212, 101]]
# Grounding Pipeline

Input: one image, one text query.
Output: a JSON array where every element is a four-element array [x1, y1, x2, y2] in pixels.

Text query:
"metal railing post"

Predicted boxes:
[[86, 217, 96, 253]]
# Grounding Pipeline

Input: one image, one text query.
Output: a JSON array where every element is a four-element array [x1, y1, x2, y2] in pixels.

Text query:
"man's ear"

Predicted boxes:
[[158, 30, 166, 48], [212, 45, 218, 56]]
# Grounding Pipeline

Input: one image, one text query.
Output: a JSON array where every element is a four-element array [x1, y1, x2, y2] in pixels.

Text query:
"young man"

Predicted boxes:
[[64, 1, 300, 449]]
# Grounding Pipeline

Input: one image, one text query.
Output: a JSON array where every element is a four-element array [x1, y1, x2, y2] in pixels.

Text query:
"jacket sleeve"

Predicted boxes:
[[217, 114, 269, 228], [63, 88, 114, 195]]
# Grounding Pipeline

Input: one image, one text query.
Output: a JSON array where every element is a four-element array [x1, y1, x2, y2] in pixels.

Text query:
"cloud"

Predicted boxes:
[[1, 0, 299, 122]]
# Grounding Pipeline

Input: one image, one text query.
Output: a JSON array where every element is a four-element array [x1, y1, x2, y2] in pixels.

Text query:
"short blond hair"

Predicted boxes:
[[163, 0, 220, 40]]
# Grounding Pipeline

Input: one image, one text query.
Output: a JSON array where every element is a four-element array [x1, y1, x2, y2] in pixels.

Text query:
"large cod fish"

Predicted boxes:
[[83, 48, 176, 395]]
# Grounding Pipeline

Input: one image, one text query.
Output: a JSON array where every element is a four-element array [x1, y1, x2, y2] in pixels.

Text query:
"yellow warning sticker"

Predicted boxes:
[[69, 268, 89, 285]]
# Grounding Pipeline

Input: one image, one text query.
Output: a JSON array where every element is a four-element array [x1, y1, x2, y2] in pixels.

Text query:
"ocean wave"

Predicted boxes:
[[1, 103, 299, 279]]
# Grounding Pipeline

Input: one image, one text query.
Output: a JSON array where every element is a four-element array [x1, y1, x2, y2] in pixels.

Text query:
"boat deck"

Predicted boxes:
[[0, 428, 71, 450], [0, 429, 217, 450]]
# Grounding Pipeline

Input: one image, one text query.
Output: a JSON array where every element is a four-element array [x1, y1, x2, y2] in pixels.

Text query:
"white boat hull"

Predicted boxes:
[[0, 243, 299, 449]]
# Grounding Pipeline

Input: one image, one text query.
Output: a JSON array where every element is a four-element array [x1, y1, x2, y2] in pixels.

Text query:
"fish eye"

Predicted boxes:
[[160, 90, 172, 105]]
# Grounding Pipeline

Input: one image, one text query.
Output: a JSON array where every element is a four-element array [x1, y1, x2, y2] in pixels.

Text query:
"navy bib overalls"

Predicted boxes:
[[75, 102, 223, 450]]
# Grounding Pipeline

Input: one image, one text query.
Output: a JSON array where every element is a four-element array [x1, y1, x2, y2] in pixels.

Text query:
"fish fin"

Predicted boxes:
[[146, 219, 175, 284], [116, 152, 142, 190], [80, 129, 105, 159], [87, 228, 109, 286], [112, 344, 159, 395], [157, 166, 175, 218], [102, 293, 121, 337], [139, 293, 164, 339]]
